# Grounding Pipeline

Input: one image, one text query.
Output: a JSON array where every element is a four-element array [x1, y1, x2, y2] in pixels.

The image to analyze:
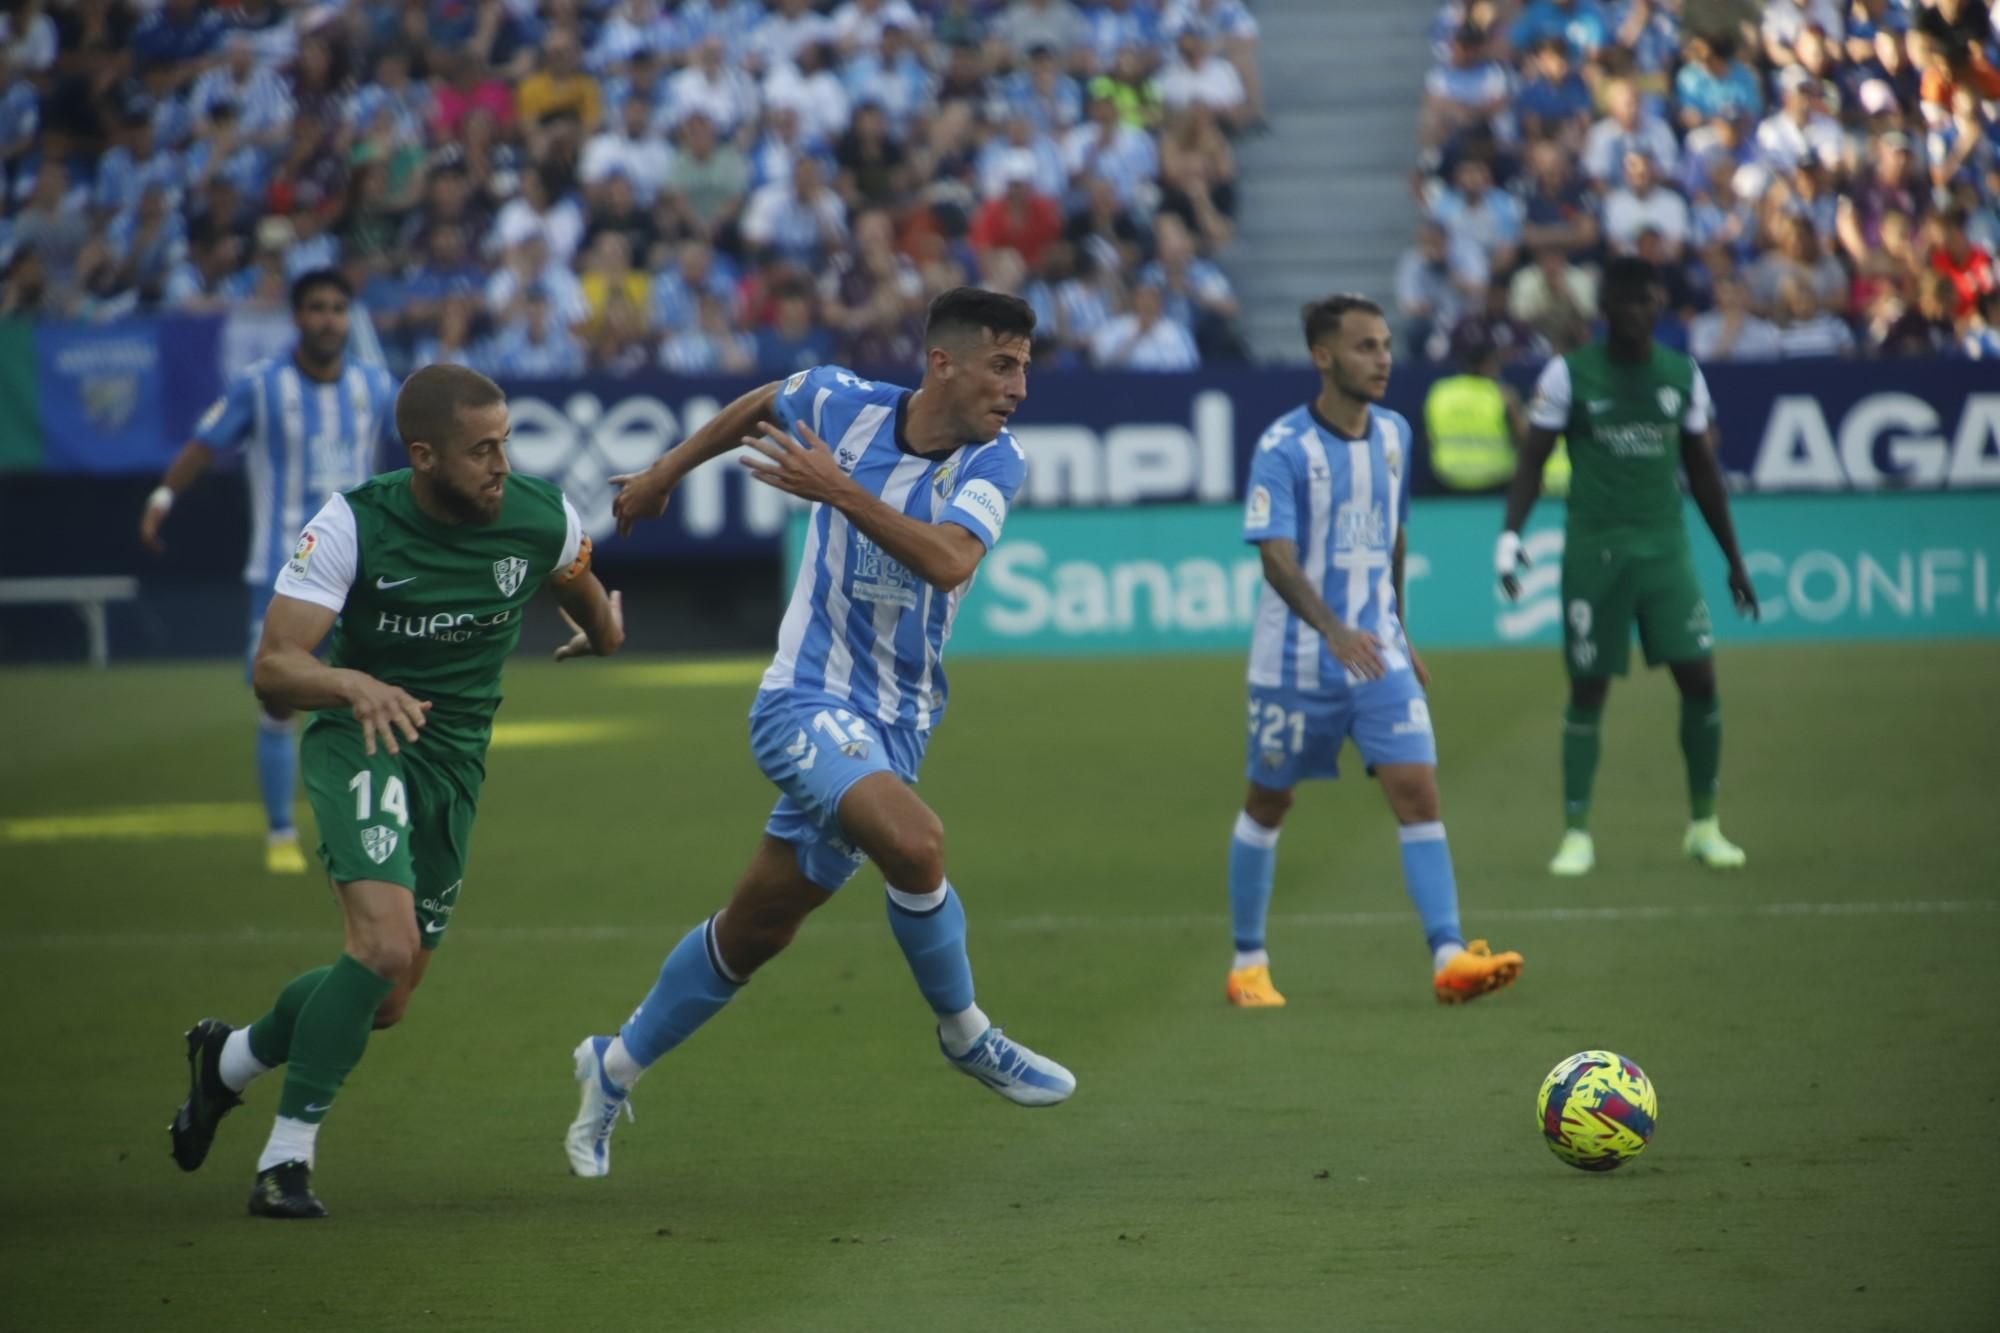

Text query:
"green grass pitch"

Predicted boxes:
[[2, 643, 1997, 1331]]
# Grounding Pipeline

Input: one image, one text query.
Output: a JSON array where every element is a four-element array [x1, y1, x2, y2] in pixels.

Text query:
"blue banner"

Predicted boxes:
[[26, 316, 223, 475]]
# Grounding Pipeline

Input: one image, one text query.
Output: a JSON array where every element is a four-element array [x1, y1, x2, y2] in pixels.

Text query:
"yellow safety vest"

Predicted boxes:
[[1422, 374, 1572, 496]]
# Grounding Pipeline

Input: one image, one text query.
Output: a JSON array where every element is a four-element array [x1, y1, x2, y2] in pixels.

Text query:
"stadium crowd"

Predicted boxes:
[[1404, 0, 2000, 363], [0, 0, 1259, 376]]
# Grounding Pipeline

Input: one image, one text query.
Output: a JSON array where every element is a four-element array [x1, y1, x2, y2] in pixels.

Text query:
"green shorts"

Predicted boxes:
[[1560, 540, 1713, 679], [300, 716, 486, 948]]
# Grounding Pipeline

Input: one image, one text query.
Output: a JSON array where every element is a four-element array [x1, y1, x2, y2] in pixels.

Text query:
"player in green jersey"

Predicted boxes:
[[167, 365, 625, 1218], [1495, 257, 1759, 877]]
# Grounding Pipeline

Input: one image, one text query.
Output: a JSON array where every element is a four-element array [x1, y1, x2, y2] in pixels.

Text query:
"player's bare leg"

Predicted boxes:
[[1669, 658, 1744, 868], [1377, 763, 1523, 1004], [257, 702, 307, 874], [1553, 677, 1609, 875], [834, 773, 1074, 1106], [1226, 782, 1292, 1007]]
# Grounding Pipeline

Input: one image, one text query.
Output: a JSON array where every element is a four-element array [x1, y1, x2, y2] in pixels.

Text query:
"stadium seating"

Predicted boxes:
[[0, 0, 1259, 375], [1404, 0, 2000, 363]]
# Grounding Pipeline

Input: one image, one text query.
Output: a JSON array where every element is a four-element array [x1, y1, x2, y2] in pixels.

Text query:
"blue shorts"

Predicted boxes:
[[1244, 673, 1438, 789], [749, 690, 930, 891]]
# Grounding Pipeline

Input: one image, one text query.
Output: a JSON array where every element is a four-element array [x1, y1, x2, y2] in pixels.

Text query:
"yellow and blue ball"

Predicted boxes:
[[1536, 1050, 1658, 1171]]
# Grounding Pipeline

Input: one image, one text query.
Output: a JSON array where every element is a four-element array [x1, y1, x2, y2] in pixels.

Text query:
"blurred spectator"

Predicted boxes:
[[1157, 103, 1237, 249], [1689, 272, 1781, 361], [582, 97, 673, 206], [1604, 151, 1690, 257], [1511, 0, 1610, 57], [1448, 275, 1549, 368], [493, 166, 586, 266], [1422, 24, 1514, 149], [517, 27, 602, 133], [1063, 92, 1159, 212], [132, 0, 227, 99], [1755, 66, 1843, 173], [1139, 212, 1245, 361], [1674, 32, 1762, 128], [1157, 27, 1247, 133], [1771, 274, 1855, 356], [1835, 130, 1919, 263], [1930, 207, 1998, 319], [1871, 271, 1959, 355], [1091, 281, 1200, 369], [981, 114, 1067, 201], [1963, 291, 2000, 357], [164, 222, 243, 313], [1584, 78, 1680, 184], [410, 292, 488, 372], [434, 50, 516, 140], [820, 207, 926, 368], [660, 291, 759, 373], [1163, 0, 1264, 123], [1515, 36, 1595, 142], [488, 286, 589, 376], [742, 155, 849, 265], [834, 102, 912, 212], [1396, 217, 1487, 356], [1519, 138, 1600, 257], [1090, 43, 1164, 129], [755, 283, 835, 372], [1762, 0, 1845, 67], [994, 0, 1089, 61], [1508, 241, 1598, 352], [971, 153, 1064, 267], [12, 161, 90, 280], [1001, 44, 1084, 134], [751, 0, 835, 73], [662, 114, 751, 242], [766, 40, 852, 144], [1428, 157, 1523, 275], [1748, 212, 1848, 314]]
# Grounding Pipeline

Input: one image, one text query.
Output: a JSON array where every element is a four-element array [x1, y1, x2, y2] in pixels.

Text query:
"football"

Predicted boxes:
[[1537, 1050, 1659, 1172]]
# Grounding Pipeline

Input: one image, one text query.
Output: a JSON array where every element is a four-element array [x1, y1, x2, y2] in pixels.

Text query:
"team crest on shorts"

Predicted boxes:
[[361, 825, 399, 865], [493, 556, 528, 596]]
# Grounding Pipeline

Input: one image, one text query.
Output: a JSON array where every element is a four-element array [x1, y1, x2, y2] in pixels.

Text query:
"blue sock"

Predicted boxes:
[[618, 915, 743, 1068], [1398, 821, 1465, 955], [1228, 811, 1281, 958], [256, 713, 296, 834], [885, 883, 974, 1016]]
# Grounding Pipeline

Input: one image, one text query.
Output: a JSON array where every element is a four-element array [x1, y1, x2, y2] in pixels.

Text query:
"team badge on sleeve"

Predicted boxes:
[[785, 370, 809, 395], [197, 397, 226, 433], [493, 556, 528, 596], [287, 530, 318, 578]]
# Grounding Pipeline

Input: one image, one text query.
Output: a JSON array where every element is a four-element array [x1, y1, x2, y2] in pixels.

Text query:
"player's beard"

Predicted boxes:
[[436, 476, 504, 525]]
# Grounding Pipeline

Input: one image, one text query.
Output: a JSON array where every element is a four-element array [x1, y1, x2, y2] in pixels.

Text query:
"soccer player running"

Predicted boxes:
[[168, 366, 625, 1217], [141, 270, 398, 876], [564, 288, 1073, 1179], [1225, 295, 1523, 1009], [1496, 256, 1759, 877]]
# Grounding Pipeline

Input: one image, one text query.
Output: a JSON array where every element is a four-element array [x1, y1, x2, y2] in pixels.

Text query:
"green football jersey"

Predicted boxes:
[[1527, 341, 1712, 551], [273, 469, 580, 739]]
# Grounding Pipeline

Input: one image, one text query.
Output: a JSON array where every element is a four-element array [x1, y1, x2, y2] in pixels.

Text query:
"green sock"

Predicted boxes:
[[1562, 705, 1602, 832], [276, 954, 393, 1124], [1681, 694, 1722, 822], [246, 965, 333, 1068]]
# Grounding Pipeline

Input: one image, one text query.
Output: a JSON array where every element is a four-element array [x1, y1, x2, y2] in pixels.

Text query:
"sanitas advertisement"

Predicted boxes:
[[787, 494, 2000, 657]]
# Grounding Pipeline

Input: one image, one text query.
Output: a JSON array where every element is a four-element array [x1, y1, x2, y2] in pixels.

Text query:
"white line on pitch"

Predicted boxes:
[[2, 898, 1991, 951]]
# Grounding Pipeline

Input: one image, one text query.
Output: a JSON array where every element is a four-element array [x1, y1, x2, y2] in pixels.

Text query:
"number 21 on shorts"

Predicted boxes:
[[1253, 702, 1305, 756]]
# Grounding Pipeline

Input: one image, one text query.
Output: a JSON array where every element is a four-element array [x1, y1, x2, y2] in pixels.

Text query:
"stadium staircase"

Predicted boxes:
[[1229, 1, 1434, 362]]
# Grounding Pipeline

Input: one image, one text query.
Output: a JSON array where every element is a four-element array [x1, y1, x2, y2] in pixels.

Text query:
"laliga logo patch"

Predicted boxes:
[[1246, 484, 1271, 526], [288, 530, 317, 578]]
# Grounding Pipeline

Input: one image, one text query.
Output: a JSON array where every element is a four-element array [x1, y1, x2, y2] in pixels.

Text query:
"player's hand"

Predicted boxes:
[[1728, 562, 1760, 621], [738, 420, 850, 504], [1324, 622, 1386, 680], [343, 673, 431, 756], [139, 497, 171, 554], [1409, 643, 1431, 689], [1495, 529, 1529, 601], [609, 466, 673, 538], [554, 589, 622, 661]]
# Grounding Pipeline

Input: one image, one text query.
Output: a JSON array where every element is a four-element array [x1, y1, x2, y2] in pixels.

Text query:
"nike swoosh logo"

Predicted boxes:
[[423, 920, 447, 934], [304, 1102, 332, 1113], [376, 575, 417, 589]]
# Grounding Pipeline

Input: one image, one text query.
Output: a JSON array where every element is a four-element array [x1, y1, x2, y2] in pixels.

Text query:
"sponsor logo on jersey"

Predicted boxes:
[[374, 607, 518, 643], [1334, 501, 1387, 552], [288, 530, 317, 578], [850, 532, 919, 610], [493, 556, 528, 596], [360, 825, 399, 865]]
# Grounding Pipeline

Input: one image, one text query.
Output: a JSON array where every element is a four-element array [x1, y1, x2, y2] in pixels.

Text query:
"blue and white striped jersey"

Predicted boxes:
[[194, 354, 398, 585], [1242, 403, 1415, 692], [760, 365, 1027, 731]]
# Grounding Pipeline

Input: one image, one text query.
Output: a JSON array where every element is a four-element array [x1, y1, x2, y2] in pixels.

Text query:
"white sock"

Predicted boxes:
[[1433, 942, 1465, 971], [218, 1027, 271, 1093], [602, 1035, 643, 1092], [1233, 949, 1270, 971], [937, 1003, 990, 1057], [256, 1115, 320, 1172]]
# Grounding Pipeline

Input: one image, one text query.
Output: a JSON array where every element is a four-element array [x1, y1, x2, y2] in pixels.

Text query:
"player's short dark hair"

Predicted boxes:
[[290, 268, 351, 311], [924, 286, 1036, 349], [1602, 257, 1659, 301], [396, 363, 505, 453], [1300, 293, 1383, 349]]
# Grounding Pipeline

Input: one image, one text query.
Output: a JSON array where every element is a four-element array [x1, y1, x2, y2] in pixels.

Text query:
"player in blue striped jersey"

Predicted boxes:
[[565, 289, 1074, 1177], [140, 271, 398, 874], [1223, 294, 1524, 1010]]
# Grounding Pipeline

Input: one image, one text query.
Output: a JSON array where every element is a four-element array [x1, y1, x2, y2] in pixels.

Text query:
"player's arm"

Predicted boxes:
[[1679, 373, 1759, 620], [739, 419, 987, 590], [252, 597, 431, 756], [1497, 357, 1570, 600], [146, 373, 259, 552], [1257, 538, 1386, 681], [609, 381, 782, 537]]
